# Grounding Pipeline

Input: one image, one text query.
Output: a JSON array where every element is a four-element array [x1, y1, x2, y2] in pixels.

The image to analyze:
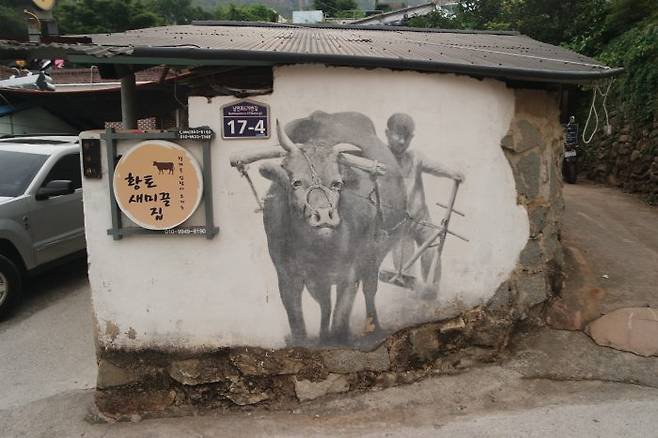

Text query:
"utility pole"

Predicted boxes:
[[121, 72, 138, 129]]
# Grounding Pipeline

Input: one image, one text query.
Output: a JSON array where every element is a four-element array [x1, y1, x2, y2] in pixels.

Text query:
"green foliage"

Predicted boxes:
[[409, 0, 611, 47], [335, 0, 357, 11], [407, 0, 658, 126], [598, 14, 658, 124], [55, 0, 163, 34], [150, 0, 212, 25], [314, 0, 358, 17], [407, 10, 459, 29], [0, 0, 26, 40], [54, 0, 277, 34], [215, 4, 278, 22]]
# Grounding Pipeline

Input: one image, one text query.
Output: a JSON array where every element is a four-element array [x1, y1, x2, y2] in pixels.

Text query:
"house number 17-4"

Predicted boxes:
[[226, 119, 266, 136], [221, 99, 270, 139]]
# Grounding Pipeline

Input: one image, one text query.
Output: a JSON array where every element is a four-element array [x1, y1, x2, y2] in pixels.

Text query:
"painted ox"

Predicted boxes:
[[231, 112, 406, 344]]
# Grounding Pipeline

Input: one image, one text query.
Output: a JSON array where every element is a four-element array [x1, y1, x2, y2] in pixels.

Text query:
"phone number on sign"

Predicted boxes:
[[164, 227, 208, 235]]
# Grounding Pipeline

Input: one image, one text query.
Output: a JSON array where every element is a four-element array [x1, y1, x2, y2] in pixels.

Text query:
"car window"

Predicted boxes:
[[42, 154, 82, 189], [0, 150, 49, 197]]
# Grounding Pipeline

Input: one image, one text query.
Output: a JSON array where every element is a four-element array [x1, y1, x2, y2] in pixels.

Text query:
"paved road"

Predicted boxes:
[[562, 182, 658, 311], [0, 258, 97, 411], [1, 183, 657, 437]]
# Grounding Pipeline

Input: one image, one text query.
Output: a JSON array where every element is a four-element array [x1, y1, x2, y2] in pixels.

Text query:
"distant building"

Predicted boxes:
[[292, 10, 324, 24], [354, 0, 457, 25]]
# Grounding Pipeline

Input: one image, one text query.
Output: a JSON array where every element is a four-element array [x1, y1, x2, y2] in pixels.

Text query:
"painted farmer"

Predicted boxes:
[[385, 113, 464, 298]]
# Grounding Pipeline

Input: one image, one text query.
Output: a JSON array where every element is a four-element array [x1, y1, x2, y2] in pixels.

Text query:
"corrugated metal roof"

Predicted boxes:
[[0, 39, 134, 58], [0, 23, 621, 84]]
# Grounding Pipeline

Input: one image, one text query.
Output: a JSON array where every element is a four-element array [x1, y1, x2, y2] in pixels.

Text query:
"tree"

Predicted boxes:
[[215, 4, 278, 22], [314, 0, 358, 18], [314, 0, 337, 15], [335, 0, 356, 11], [406, 0, 613, 49], [407, 10, 459, 29], [55, 0, 162, 34], [149, 0, 212, 25], [0, 0, 26, 40]]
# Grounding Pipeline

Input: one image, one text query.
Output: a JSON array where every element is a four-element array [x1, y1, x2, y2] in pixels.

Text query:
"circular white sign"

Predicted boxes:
[[113, 140, 203, 230]]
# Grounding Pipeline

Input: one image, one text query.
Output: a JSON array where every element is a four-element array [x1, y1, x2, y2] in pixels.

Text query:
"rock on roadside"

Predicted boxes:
[[586, 307, 658, 357]]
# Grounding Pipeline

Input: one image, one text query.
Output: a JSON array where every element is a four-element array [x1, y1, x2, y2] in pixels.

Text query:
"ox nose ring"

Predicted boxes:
[[305, 185, 340, 228]]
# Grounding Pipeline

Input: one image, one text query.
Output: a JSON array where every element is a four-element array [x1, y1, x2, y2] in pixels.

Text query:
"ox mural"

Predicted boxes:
[[230, 111, 465, 346]]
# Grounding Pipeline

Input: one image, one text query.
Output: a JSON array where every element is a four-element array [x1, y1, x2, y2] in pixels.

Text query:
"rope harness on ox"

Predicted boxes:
[[299, 148, 338, 215]]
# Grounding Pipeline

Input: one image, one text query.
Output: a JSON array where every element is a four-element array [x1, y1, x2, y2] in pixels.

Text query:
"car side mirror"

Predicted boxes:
[[36, 180, 75, 200]]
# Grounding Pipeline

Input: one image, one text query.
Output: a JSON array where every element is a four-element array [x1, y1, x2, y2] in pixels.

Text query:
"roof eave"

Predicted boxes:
[[131, 47, 624, 84], [1, 42, 623, 85]]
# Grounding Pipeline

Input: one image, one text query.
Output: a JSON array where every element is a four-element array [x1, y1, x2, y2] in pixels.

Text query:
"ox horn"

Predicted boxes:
[[276, 119, 298, 153]]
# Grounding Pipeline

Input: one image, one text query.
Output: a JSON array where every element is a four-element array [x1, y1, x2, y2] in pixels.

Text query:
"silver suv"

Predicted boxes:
[[0, 135, 85, 317]]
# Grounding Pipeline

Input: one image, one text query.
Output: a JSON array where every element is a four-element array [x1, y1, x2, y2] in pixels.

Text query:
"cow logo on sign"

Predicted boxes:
[[113, 140, 203, 230]]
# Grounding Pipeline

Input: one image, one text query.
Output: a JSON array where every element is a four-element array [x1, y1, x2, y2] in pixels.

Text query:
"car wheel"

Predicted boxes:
[[0, 255, 21, 319]]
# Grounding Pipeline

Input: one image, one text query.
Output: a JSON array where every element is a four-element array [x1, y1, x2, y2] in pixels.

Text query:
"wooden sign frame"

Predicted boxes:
[[101, 127, 219, 240]]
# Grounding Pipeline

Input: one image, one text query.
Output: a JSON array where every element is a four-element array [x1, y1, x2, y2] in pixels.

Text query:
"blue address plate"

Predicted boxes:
[[222, 100, 270, 139]]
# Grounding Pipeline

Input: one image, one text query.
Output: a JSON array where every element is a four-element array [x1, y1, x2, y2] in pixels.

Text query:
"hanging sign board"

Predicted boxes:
[[221, 99, 270, 139], [565, 123, 578, 146], [113, 140, 203, 230]]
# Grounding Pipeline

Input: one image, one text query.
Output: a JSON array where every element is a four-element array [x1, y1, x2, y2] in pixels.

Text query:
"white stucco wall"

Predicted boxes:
[[84, 65, 529, 350]]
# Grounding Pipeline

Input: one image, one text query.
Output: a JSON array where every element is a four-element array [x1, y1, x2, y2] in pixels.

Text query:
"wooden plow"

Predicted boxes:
[[378, 178, 468, 291]]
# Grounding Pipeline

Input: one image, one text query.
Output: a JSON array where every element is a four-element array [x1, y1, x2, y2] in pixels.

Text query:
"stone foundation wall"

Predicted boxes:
[[95, 308, 511, 420], [93, 87, 565, 420], [583, 112, 658, 204]]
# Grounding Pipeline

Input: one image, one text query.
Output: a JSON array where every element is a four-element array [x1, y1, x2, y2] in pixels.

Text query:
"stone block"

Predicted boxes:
[[168, 358, 239, 385], [515, 270, 548, 308], [321, 344, 390, 374], [230, 349, 309, 376], [519, 238, 543, 268], [515, 150, 541, 199], [97, 359, 139, 389], [387, 332, 412, 371], [439, 317, 466, 332], [586, 307, 658, 357], [548, 157, 562, 201], [500, 133, 514, 150], [516, 120, 544, 153], [225, 379, 269, 406], [294, 374, 349, 402], [487, 281, 514, 312], [528, 204, 547, 236], [541, 219, 562, 264], [409, 324, 441, 363]]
